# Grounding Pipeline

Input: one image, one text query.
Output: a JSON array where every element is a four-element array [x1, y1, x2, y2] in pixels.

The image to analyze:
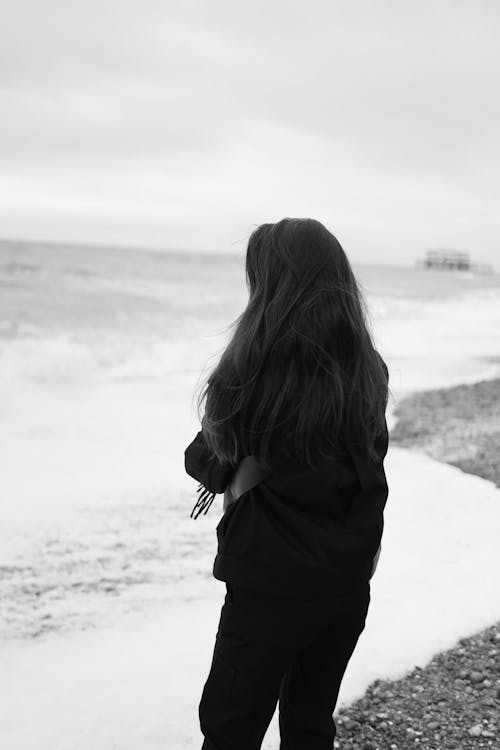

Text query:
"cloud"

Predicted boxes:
[[1, 0, 499, 264]]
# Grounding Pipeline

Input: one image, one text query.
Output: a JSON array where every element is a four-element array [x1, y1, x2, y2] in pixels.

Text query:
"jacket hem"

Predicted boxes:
[[212, 552, 371, 599]]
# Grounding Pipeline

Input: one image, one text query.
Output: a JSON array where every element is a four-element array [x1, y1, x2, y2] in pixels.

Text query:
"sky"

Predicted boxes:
[[1, 0, 499, 267]]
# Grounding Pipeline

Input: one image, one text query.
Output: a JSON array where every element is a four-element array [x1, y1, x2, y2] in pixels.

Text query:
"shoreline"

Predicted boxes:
[[390, 375, 500, 490], [334, 375, 500, 749]]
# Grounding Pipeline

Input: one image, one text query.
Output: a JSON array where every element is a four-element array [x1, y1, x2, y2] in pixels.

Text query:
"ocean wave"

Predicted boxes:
[[0, 336, 99, 386]]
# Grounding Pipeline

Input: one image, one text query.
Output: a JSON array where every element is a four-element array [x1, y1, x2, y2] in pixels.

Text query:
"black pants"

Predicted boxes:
[[198, 581, 370, 750]]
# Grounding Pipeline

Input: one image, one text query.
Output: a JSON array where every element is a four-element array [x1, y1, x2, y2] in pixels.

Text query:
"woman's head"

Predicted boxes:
[[245, 218, 355, 301], [196, 217, 390, 471]]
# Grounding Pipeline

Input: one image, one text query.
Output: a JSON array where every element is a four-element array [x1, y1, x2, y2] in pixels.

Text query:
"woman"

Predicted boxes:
[[184, 217, 390, 750]]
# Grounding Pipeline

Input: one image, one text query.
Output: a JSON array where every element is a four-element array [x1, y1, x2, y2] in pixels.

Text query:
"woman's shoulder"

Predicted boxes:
[[375, 350, 389, 380]]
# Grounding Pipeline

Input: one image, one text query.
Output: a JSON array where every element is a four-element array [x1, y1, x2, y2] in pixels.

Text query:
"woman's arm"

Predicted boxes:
[[184, 430, 234, 494]]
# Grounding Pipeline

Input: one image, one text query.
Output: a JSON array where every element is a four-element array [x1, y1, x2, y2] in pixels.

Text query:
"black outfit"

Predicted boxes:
[[198, 582, 370, 750], [184, 358, 389, 749]]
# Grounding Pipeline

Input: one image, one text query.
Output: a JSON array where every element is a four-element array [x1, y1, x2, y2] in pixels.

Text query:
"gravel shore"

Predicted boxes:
[[389, 376, 500, 488], [334, 377, 500, 749]]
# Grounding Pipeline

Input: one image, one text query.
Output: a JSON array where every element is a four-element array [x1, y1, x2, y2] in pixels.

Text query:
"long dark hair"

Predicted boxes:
[[195, 217, 390, 472]]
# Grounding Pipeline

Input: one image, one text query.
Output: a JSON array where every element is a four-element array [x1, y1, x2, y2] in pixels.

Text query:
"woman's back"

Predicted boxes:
[[187, 386, 389, 598]]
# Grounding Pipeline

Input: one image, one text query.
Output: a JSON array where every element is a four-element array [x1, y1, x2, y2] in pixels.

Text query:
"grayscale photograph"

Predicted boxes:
[[1, 2, 499, 749]]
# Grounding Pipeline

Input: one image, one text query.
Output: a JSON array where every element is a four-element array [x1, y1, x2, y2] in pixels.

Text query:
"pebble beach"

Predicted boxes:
[[2, 243, 500, 749], [334, 376, 500, 749]]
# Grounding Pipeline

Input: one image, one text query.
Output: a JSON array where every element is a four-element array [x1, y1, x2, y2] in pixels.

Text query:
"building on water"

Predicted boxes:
[[416, 249, 494, 274]]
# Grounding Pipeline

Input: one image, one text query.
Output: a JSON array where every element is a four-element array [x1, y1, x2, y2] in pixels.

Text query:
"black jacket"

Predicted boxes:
[[184, 365, 389, 598]]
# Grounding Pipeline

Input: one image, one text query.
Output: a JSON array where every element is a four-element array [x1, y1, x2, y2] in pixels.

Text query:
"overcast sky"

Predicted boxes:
[[1, 0, 499, 266]]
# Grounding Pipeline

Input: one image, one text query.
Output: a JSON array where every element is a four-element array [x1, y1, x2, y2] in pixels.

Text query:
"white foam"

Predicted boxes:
[[2, 260, 500, 747], [0, 336, 98, 386], [1, 447, 499, 749]]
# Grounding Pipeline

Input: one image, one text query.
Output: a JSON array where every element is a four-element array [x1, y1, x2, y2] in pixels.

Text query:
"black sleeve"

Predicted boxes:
[[375, 350, 389, 383], [374, 416, 389, 460], [374, 351, 389, 460], [184, 430, 234, 494], [382, 360, 389, 382]]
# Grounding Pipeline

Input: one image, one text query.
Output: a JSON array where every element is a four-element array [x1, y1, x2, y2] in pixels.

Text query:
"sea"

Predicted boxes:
[[1, 238, 500, 643]]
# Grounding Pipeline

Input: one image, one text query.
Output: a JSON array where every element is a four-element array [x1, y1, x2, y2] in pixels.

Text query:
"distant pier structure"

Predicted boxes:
[[416, 249, 494, 274]]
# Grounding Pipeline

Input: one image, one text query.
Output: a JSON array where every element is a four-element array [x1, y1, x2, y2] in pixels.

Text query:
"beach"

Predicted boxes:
[[332, 376, 500, 749], [1, 240, 500, 749], [390, 376, 500, 490]]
